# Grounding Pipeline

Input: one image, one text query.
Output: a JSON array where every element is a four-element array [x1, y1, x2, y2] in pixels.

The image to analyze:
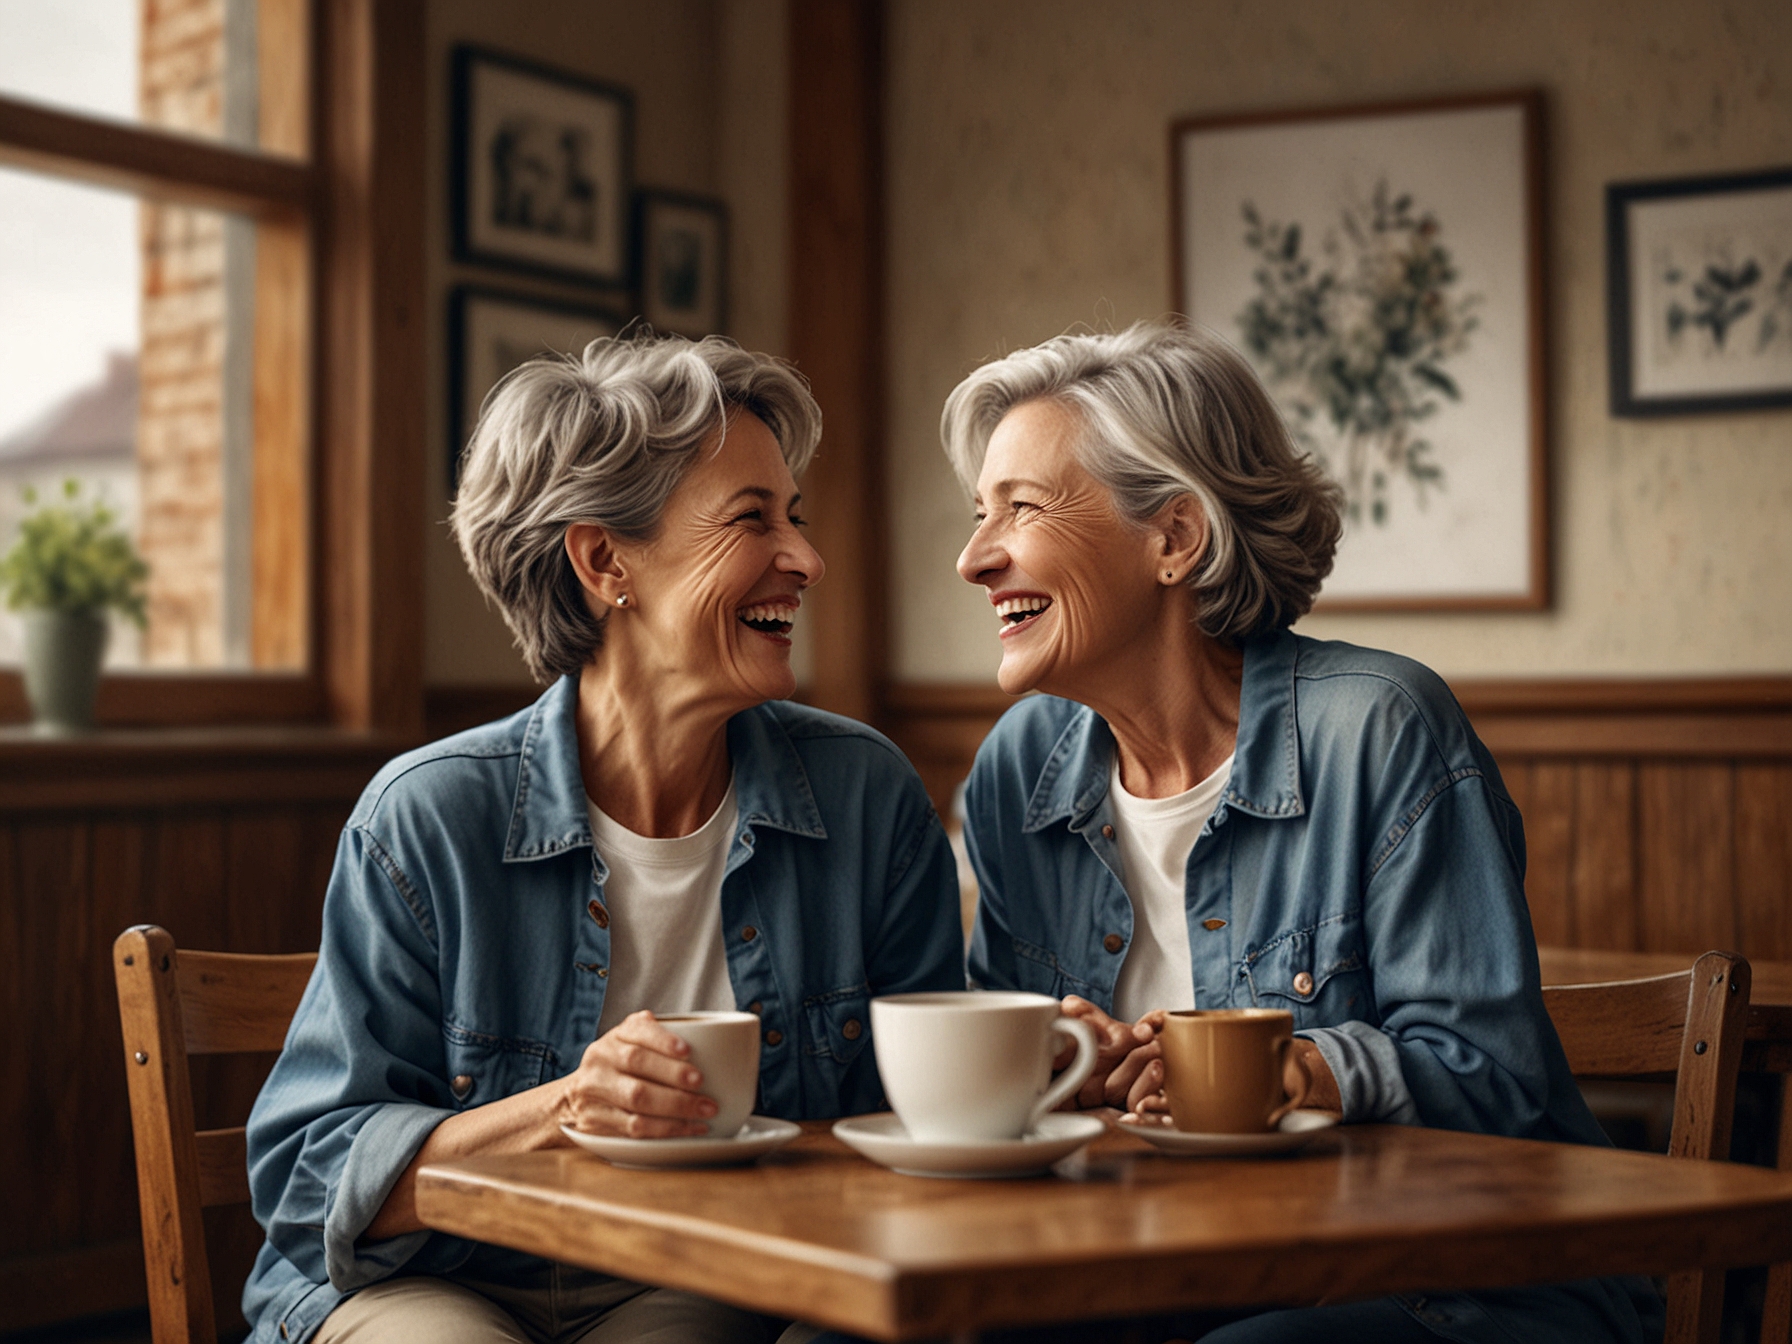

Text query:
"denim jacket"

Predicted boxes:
[[963, 631, 1659, 1343], [242, 678, 964, 1344]]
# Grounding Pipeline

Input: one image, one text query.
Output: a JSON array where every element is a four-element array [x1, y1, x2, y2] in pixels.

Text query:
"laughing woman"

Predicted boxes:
[[243, 336, 963, 1344], [944, 322, 1659, 1344]]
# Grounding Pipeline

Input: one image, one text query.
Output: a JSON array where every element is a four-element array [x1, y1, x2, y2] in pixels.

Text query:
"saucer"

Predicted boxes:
[[832, 1111, 1106, 1178], [560, 1115, 801, 1169], [1116, 1108, 1338, 1156]]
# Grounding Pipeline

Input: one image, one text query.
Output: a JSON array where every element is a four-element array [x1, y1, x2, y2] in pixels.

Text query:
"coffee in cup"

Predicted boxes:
[[1158, 1008, 1313, 1134], [657, 1011, 761, 1138], [870, 991, 1099, 1143]]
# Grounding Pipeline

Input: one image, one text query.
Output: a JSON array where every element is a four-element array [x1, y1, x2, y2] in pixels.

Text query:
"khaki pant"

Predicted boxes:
[[314, 1267, 827, 1344]]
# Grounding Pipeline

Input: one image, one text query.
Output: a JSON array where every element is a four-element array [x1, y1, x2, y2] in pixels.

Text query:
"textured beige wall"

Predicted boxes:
[[886, 0, 1792, 682], [423, 0, 792, 685]]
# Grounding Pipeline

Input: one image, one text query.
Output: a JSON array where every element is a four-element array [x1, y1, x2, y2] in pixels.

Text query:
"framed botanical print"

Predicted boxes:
[[1173, 91, 1548, 610], [636, 189, 729, 338]]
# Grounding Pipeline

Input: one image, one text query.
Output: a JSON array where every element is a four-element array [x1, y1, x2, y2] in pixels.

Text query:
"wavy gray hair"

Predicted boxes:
[[452, 334, 822, 682], [940, 321, 1341, 643]]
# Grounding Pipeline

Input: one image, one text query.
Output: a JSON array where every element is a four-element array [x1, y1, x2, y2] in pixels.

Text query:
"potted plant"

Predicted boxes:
[[0, 480, 148, 733]]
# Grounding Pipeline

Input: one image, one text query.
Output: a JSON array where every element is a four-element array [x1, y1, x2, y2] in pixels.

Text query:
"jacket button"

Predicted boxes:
[[587, 899, 609, 929], [1203, 919, 1228, 931], [1103, 933, 1124, 954], [1101, 824, 1115, 840], [741, 926, 758, 942], [1293, 971, 1315, 996], [450, 1074, 474, 1100], [842, 1018, 862, 1041], [279, 1325, 289, 1340], [765, 1029, 783, 1046], [748, 1001, 763, 1015]]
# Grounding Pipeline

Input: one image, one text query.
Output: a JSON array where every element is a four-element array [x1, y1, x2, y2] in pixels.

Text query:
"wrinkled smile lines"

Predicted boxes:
[[992, 592, 1052, 637]]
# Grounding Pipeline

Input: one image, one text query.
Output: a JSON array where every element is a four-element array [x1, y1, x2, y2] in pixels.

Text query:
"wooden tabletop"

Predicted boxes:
[[1539, 946, 1792, 1070], [415, 1121, 1792, 1341]]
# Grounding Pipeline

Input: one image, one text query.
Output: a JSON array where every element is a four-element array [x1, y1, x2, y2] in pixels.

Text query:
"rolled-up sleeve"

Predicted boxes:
[[247, 826, 462, 1291]]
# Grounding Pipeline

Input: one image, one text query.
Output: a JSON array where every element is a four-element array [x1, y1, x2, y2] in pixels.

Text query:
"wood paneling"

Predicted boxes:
[[0, 743, 377, 1333], [788, 0, 887, 725], [881, 678, 1792, 962]]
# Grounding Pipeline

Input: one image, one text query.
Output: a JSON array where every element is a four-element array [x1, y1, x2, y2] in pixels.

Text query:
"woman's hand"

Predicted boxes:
[[1125, 1032, 1344, 1122], [1055, 996, 1160, 1110], [560, 1010, 720, 1139]]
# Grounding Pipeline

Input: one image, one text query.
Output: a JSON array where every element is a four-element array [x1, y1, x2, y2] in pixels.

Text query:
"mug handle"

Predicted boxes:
[[1029, 1015, 1099, 1131], [1267, 1036, 1314, 1128]]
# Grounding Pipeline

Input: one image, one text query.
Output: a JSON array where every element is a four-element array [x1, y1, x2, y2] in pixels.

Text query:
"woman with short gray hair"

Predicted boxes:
[[948, 321, 1659, 1343], [244, 334, 963, 1344]]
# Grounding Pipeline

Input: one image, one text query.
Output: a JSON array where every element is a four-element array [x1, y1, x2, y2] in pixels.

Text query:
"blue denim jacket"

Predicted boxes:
[[242, 678, 964, 1344], [963, 631, 1659, 1344]]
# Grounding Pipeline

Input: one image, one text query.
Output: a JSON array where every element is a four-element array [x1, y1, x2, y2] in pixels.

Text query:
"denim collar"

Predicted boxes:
[[503, 676, 827, 864], [1020, 628, 1307, 833]]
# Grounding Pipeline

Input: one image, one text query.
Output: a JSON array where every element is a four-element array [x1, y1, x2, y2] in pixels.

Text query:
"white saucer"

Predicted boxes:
[[560, 1115, 801, 1169], [1116, 1108, 1338, 1156], [832, 1111, 1106, 1178]]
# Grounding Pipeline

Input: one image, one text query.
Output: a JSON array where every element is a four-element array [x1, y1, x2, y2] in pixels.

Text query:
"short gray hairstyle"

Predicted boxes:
[[940, 321, 1342, 643], [452, 333, 822, 682]]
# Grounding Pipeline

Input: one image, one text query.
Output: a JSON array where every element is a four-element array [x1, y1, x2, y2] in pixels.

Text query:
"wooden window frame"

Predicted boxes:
[[0, 0, 424, 737]]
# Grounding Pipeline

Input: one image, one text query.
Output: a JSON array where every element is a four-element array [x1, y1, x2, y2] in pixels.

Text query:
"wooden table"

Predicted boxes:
[[416, 1121, 1792, 1341]]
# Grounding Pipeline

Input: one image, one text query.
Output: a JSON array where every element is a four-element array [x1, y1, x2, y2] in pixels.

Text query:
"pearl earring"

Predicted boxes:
[[616, 594, 629, 608]]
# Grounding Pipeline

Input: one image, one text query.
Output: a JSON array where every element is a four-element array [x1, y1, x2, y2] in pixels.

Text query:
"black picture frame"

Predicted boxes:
[[1607, 166, 1792, 417], [451, 46, 635, 289], [634, 189, 730, 338], [448, 286, 626, 485]]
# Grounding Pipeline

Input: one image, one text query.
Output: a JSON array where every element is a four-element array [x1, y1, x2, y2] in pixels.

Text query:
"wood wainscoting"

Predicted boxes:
[[882, 677, 1792, 962], [0, 731, 398, 1334]]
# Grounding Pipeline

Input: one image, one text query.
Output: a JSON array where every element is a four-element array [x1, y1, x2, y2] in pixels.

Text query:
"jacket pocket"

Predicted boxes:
[[441, 1022, 558, 1109], [1245, 914, 1370, 1026], [802, 983, 872, 1067], [1009, 938, 1098, 1000]]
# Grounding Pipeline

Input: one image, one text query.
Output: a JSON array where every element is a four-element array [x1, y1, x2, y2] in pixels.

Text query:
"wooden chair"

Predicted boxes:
[[114, 924, 318, 1344], [1543, 948, 1751, 1344]]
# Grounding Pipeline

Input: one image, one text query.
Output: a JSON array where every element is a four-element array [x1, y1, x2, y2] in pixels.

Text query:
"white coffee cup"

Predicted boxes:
[[870, 991, 1099, 1143], [656, 1011, 761, 1138]]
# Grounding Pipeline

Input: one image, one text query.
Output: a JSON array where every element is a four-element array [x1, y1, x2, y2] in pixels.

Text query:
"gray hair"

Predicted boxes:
[[451, 333, 822, 682], [940, 321, 1342, 643]]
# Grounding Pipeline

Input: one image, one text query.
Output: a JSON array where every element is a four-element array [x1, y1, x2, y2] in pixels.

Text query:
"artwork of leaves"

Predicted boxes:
[[1660, 249, 1792, 356], [1234, 181, 1480, 527]]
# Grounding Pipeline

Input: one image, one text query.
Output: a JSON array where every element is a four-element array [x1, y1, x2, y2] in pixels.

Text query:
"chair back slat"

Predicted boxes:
[[1543, 949, 1750, 1344], [178, 950, 316, 1055], [114, 925, 316, 1344], [196, 1127, 252, 1208]]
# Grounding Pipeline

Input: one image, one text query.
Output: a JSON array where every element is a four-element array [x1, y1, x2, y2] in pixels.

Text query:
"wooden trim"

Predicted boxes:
[[315, 0, 427, 735], [0, 1241, 146, 1334], [425, 683, 540, 740], [1450, 677, 1792, 715], [251, 212, 314, 669], [788, 0, 887, 725], [0, 726, 399, 810], [0, 92, 313, 215], [0, 670, 327, 727]]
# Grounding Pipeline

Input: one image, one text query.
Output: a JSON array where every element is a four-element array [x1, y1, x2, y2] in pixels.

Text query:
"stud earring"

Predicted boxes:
[[1165, 570, 1176, 582], [616, 594, 629, 608]]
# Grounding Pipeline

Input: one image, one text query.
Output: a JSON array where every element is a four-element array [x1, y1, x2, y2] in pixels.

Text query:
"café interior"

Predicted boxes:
[[1, 1, 1789, 1341]]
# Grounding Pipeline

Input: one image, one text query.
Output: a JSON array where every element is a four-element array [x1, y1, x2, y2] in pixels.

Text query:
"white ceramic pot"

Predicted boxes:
[[20, 609, 108, 734]]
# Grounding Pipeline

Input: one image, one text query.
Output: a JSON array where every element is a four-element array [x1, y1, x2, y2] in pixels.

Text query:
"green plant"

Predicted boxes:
[[0, 480, 148, 625]]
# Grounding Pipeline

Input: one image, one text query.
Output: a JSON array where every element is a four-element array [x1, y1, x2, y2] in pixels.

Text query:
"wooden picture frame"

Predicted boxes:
[[448, 287, 624, 485], [635, 189, 729, 338], [1608, 166, 1792, 417], [1172, 91, 1549, 611], [451, 46, 634, 289]]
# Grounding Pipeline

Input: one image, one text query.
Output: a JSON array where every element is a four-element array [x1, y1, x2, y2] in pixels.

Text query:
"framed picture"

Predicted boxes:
[[1172, 91, 1547, 611], [1608, 166, 1792, 416], [452, 46, 634, 288], [636, 190, 729, 337], [449, 287, 625, 484]]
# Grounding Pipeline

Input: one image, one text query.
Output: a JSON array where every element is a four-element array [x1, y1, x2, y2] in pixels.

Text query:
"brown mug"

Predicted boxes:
[[1159, 1008, 1314, 1134]]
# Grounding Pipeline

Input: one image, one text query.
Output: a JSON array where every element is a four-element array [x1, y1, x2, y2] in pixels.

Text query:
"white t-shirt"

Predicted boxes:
[[589, 778, 739, 1037], [1108, 753, 1234, 1023]]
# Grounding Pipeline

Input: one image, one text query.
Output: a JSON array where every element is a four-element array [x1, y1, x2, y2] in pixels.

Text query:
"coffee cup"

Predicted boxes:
[[657, 1011, 761, 1138], [1158, 1008, 1313, 1134], [870, 991, 1099, 1143]]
